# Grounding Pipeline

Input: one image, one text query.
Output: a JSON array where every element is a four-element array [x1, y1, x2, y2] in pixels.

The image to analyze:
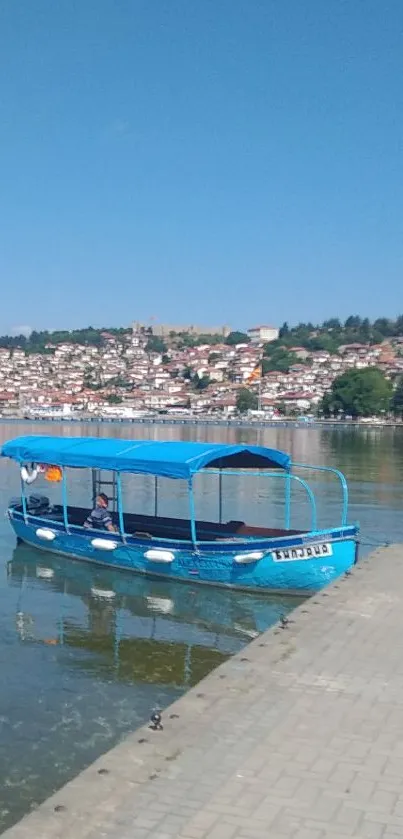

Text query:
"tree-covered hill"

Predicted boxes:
[[1, 315, 403, 354]]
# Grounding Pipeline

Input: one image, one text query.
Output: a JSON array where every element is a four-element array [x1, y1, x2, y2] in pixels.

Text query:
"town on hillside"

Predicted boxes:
[[0, 317, 403, 420]]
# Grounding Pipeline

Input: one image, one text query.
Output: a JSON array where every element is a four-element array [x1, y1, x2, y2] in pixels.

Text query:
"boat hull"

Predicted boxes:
[[7, 510, 358, 594]]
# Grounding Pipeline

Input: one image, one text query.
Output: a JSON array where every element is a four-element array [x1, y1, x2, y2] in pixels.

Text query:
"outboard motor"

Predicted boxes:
[[27, 495, 51, 515]]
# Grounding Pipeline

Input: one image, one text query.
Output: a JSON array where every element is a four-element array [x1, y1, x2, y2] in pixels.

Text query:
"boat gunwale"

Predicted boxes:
[[8, 504, 358, 551]]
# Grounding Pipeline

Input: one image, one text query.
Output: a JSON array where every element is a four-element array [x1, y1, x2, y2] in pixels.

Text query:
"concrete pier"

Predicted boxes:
[[4, 545, 403, 839]]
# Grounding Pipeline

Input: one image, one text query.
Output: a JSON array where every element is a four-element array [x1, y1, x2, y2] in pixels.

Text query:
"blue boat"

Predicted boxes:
[[1, 436, 359, 594]]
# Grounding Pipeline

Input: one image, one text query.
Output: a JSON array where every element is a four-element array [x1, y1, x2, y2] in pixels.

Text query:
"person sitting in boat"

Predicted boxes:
[[83, 493, 117, 532]]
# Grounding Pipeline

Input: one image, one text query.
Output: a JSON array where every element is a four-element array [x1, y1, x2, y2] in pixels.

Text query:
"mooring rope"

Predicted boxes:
[[359, 533, 392, 548]]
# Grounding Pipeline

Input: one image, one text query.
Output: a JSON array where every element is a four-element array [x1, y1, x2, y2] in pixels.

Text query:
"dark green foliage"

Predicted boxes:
[[321, 369, 393, 418], [173, 332, 223, 349], [262, 346, 299, 373], [1, 316, 402, 355], [225, 331, 250, 345], [145, 335, 167, 354], [0, 326, 131, 352], [193, 374, 211, 391], [392, 376, 403, 416], [236, 388, 258, 413], [106, 394, 123, 404]]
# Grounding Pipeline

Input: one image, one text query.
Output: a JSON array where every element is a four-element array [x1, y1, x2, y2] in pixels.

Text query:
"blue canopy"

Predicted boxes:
[[1, 436, 291, 479]]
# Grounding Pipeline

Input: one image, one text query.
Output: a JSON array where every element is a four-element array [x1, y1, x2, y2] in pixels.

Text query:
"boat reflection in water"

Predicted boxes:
[[7, 544, 304, 689]]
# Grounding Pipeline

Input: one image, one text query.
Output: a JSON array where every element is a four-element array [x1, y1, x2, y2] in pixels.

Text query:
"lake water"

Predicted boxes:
[[0, 421, 402, 831]]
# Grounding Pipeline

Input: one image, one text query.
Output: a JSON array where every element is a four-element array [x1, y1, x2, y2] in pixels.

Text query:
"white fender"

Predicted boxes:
[[36, 528, 56, 542], [36, 567, 55, 579], [234, 551, 264, 564], [233, 624, 259, 639], [91, 587, 116, 599], [21, 465, 38, 484], [91, 538, 118, 551], [146, 596, 174, 614], [144, 549, 175, 564]]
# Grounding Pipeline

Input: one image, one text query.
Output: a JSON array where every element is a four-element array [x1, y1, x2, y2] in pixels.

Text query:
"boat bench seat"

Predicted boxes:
[[127, 518, 246, 541], [236, 524, 304, 537], [13, 501, 286, 542]]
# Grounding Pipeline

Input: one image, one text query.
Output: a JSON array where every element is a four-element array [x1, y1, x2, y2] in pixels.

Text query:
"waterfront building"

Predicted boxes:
[[247, 325, 279, 344]]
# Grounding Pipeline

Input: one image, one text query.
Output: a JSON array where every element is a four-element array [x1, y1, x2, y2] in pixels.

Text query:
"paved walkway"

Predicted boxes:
[[4, 545, 403, 839]]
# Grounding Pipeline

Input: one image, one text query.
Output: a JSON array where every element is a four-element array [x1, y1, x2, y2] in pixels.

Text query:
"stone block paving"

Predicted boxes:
[[4, 546, 403, 839]]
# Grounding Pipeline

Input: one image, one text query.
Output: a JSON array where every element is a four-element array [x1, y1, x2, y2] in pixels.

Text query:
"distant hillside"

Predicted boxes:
[[1, 316, 403, 353], [0, 326, 242, 352], [269, 316, 403, 354], [0, 327, 132, 352]]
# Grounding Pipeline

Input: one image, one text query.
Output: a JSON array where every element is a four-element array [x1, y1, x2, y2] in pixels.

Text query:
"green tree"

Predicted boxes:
[[262, 347, 298, 373], [106, 394, 123, 404], [289, 323, 313, 346], [176, 332, 196, 348], [225, 331, 250, 345], [392, 376, 403, 417], [0, 334, 27, 349], [193, 374, 211, 391], [182, 365, 193, 380], [306, 335, 338, 353], [321, 369, 392, 418], [344, 315, 362, 329], [106, 376, 131, 388], [369, 329, 384, 345], [236, 388, 258, 413], [360, 318, 371, 340], [145, 335, 167, 354], [275, 401, 288, 416], [262, 339, 283, 356], [195, 333, 223, 346], [323, 318, 341, 330], [373, 318, 393, 337]]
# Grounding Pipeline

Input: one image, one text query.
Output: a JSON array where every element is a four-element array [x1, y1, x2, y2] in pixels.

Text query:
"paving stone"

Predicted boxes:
[[359, 821, 387, 839], [205, 823, 238, 839]]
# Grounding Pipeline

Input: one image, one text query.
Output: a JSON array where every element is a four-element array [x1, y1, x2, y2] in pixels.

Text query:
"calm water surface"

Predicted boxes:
[[0, 421, 402, 831]]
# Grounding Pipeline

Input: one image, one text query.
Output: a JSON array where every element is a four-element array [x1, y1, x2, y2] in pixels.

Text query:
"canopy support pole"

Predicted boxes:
[[292, 462, 349, 527], [188, 478, 197, 549], [20, 473, 27, 523], [91, 469, 97, 508], [285, 470, 291, 530], [61, 468, 69, 533], [154, 476, 158, 518], [218, 471, 223, 524], [116, 472, 126, 542], [207, 468, 317, 532]]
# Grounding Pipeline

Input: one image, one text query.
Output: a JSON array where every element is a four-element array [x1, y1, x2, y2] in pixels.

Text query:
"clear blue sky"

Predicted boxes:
[[0, 0, 401, 334]]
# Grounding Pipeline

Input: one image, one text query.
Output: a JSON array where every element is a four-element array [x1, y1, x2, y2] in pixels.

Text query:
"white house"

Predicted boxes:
[[247, 325, 279, 344]]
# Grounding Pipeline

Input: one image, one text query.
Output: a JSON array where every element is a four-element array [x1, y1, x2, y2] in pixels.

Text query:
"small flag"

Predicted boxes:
[[247, 363, 261, 383]]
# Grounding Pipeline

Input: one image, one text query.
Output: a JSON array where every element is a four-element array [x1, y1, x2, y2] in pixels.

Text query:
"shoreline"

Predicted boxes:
[[0, 415, 402, 430]]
